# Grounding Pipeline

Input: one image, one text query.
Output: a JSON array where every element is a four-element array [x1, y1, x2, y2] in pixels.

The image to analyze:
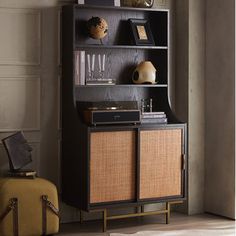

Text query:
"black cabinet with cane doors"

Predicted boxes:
[[61, 4, 187, 230]]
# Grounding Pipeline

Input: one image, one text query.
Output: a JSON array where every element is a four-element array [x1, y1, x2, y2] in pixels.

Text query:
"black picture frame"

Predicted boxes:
[[128, 18, 155, 46]]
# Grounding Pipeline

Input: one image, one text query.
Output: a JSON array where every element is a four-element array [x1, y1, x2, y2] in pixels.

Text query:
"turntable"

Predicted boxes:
[[78, 101, 141, 125]]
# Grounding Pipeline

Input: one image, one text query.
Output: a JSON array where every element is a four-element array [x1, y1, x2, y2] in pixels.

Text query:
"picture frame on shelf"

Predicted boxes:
[[128, 18, 155, 46]]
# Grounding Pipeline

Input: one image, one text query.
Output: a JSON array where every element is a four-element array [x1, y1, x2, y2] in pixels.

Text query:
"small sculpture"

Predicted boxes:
[[132, 61, 157, 84], [87, 17, 108, 40]]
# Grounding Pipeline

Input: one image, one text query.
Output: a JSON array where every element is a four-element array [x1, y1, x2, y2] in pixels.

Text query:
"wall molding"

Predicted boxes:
[[0, 8, 41, 66], [0, 76, 41, 131]]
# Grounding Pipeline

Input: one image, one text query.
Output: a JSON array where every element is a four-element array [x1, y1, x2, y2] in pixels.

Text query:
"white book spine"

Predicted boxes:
[[74, 51, 85, 85], [74, 51, 80, 85], [114, 0, 120, 6], [80, 51, 85, 85]]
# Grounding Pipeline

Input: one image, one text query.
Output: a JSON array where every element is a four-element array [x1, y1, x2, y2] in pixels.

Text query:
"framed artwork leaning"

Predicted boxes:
[[128, 18, 155, 46]]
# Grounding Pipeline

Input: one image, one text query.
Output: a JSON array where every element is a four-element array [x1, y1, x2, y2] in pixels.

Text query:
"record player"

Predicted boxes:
[[78, 101, 141, 125]]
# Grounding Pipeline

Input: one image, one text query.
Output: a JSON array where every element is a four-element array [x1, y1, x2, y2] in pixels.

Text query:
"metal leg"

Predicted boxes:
[[87, 201, 183, 231], [166, 202, 170, 224], [103, 209, 107, 232], [79, 210, 83, 224], [141, 205, 144, 213]]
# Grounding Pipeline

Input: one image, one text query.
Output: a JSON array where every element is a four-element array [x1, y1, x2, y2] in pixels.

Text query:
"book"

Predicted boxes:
[[2, 131, 32, 171], [142, 112, 166, 119], [142, 112, 165, 115], [141, 117, 168, 124], [74, 51, 85, 85], [7, 170, 37, 178], [86, 79, 116, 86]]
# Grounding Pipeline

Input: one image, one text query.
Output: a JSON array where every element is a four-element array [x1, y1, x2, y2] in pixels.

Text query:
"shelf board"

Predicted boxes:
[[74, 4, 169, 13], [75, 45, 168, 50], [75, 84, 168, 88]]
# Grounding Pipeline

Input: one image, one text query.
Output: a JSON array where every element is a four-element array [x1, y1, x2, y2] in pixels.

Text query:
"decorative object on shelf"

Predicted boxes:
[[132, 61, 157, 84], [86, 53, 115, 85], [86, 53, 95, 81], [78, 0, 120, 6], [129, 18, 155, 45], [141, 98, 153, 113], [87, 17, 108, 41], [121, 0, 154, 8], [98, 54, 106, 80]]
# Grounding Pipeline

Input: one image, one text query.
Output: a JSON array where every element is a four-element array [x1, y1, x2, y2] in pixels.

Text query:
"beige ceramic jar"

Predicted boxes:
[[132, 61, 157, 84]]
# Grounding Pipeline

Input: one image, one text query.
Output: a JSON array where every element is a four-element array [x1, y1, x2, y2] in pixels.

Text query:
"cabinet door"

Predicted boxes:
[[139, 129, 183, 199], [90, 131, 136, 204]]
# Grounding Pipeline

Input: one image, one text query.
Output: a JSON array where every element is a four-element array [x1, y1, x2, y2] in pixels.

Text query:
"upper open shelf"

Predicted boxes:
[[62, 4, 169, 88], [74, 5, 168, 47], [74, 4, 169, 12]]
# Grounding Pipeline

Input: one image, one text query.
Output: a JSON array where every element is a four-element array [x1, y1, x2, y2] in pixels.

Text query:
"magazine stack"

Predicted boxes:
[[141, 111, 168, 124]]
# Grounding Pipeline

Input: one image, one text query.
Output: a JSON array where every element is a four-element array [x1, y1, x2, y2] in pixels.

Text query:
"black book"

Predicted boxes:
[[2, 131, 33, 171], [7, 170, 37, 179]]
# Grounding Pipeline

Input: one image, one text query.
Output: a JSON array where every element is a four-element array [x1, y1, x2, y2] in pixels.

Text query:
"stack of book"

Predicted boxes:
[[7, 169, 37, 179], [86, 79, 116, 85], [141, 112, 167, 124], [74, 51, 85, 86]]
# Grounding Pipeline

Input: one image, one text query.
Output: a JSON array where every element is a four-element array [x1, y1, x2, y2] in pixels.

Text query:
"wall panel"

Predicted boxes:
[[205, 0, 235, 219], [0, 77, 40, 131], [0, 8, 40, 65]]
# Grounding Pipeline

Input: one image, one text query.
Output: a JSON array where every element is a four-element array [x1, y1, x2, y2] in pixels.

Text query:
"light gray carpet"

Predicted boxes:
[[110, 229, 235, 236]]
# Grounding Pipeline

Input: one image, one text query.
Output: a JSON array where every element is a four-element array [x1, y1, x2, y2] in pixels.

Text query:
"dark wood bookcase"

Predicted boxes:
[[61, 4, 187, 225]]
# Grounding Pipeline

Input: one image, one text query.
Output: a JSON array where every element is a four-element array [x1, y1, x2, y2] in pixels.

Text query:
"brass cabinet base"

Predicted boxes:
[[80, 201, 183, 232]]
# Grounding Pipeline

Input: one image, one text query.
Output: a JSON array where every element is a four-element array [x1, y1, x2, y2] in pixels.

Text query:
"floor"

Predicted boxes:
[[59, 213, 236, 236]]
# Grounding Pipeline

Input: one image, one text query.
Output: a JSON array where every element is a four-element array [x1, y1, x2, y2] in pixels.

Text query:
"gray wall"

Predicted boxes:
[[188, 0, 206, 215], [205, 0, 235, 219], [175, 0, 235, 219], [175, 0, 206, 215]]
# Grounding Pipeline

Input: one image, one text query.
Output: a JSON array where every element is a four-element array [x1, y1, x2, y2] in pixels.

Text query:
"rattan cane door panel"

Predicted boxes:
[[90, 131, 136, 204], [140, 129, 182, 199]]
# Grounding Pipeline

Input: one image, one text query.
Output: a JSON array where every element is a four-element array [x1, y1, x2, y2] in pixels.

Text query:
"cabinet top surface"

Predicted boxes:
[[88, 123, 186, 131]]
